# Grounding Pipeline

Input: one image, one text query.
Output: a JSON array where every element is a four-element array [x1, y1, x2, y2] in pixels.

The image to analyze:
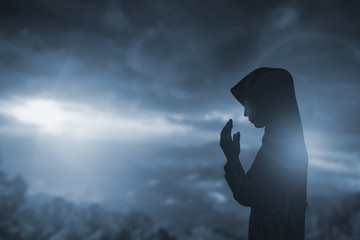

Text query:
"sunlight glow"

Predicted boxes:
[[10, 99, 70, 133], [0, 98, 195, 142], [0, 97, 239, 144]]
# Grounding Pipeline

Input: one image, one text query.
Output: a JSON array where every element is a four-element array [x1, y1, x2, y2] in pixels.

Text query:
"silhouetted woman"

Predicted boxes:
[[220, 68, 308, 240]]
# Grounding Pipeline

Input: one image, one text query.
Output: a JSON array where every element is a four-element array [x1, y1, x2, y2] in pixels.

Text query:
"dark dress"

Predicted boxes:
[[224, 68, 308, 240]]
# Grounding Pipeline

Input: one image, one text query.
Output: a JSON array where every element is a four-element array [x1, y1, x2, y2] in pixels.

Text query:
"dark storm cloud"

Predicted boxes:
[[4, 0, 351, 111], [297, 1, 360, 39], [0, 0, 358, 170]]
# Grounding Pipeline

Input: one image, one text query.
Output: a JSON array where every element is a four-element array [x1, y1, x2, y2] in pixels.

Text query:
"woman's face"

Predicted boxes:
[[244, 100, 266, 128]]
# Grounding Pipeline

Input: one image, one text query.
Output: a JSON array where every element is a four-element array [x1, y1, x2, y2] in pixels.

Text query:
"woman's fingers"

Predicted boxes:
[[233, 132, 240, 143], [221, 119, 233, 140], [233, 133, 237, 142]]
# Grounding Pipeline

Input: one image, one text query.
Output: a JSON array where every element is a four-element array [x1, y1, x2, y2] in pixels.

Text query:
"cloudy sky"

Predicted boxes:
[[0, 0, 359, 232]]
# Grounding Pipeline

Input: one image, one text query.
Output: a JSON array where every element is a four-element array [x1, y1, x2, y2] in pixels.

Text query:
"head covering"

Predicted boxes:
[[230, 67, 277, 106], [231, 67, 304, 141]]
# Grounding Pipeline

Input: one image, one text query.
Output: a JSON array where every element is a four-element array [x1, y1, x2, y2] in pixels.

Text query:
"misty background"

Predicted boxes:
[[0, 0, 359, 239]]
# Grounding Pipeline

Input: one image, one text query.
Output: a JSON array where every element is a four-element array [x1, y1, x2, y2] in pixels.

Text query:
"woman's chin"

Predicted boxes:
[[254, 122, 265, 128]]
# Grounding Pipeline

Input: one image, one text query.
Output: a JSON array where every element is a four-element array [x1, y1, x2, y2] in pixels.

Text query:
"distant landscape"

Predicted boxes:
[[1, 166, 359, 240]]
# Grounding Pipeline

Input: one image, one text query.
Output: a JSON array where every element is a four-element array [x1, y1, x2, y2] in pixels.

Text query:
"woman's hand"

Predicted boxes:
[[220, 119, 240, 161]]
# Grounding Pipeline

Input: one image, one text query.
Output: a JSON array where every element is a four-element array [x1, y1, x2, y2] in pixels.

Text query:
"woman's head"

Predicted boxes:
[[231, 67, 303, 136]]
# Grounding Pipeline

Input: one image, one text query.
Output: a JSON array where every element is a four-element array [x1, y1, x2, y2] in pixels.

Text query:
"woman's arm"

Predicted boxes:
[[220, 119, 250, 206], [223, 157, 251, 207]]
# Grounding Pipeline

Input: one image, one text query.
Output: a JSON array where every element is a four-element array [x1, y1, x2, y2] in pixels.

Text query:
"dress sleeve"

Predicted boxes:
[[224, 159, 252, 207], [224, 155, 284, 209]]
